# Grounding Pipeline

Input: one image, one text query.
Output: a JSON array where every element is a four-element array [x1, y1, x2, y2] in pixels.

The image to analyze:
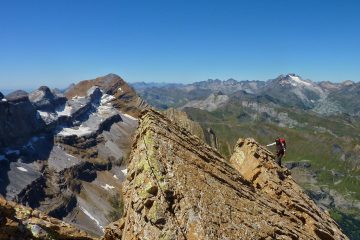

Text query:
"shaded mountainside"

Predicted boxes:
[[103, 110, 347, 240]]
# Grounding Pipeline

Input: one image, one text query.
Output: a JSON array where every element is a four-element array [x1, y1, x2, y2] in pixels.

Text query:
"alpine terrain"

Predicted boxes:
[[134, 74, 360, 239], [0, 73, 351, 239]]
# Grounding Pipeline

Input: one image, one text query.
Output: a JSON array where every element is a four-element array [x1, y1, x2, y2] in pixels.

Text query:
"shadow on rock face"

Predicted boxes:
[[0, 161, 11, 197]]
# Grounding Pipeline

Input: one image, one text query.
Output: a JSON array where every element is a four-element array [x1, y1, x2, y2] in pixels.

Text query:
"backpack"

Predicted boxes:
[[279, 138, 286, 149]]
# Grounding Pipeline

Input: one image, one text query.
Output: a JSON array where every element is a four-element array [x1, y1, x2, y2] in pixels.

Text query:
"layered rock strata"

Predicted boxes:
[[103, 110, 347, 240], [230, 138, 347, 240]]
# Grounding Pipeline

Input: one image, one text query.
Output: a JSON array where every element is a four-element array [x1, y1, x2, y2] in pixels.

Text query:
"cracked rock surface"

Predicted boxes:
[[103, 110, 347, 240]]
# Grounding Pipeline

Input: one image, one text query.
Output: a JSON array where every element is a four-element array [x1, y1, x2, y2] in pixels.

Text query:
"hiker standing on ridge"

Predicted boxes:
[[266, 137, 286, 166]]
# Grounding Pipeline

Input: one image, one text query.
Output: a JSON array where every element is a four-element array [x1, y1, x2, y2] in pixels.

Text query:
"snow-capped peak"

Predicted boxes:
[[277, 74, 312, 87], [287, 74, 311, 87]]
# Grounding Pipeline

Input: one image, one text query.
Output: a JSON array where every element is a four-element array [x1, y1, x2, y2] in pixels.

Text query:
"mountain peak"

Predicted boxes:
[[275, 73, 312, 87], [5, 90, 29, 102], [65, 73, 126, 99], [341, 80, 355, 86]]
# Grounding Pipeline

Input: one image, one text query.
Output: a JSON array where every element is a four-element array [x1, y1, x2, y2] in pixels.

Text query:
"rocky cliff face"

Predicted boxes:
[[102, 110, 347, 240], [0, 196, 93, 240]]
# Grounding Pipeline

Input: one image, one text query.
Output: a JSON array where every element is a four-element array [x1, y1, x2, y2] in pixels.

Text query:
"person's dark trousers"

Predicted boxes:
[[276, 150, 284, 166]]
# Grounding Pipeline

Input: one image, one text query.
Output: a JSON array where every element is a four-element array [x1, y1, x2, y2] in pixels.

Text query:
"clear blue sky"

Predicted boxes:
[[1, 0, 360, 90]]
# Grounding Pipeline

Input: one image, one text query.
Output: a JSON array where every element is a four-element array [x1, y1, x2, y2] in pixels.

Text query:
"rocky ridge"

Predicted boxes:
[[163, 108, 206, 141], [230, 138, 346, 239], [102, 109, 347, 239]]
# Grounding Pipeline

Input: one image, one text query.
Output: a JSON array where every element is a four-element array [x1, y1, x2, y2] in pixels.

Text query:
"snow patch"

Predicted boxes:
[[17, 167, 28, 172], [101, 184, 115, 190], [97, 105, 113, 115], [80, 206, 104, 232], [56, 104, 73, 116], [72, 96, 86, 100], [123, 114, 137, 121], [58, 126, 92, 137], [37, 110, 49, 118], [65, 153, 75, 158], [100, 94, 115, 105], [1, 98, 7, 102], [113, 174, 118, 179], [289, 75, 311, 87], [118, 87, 123, 92], [121, 168, 128, 175]]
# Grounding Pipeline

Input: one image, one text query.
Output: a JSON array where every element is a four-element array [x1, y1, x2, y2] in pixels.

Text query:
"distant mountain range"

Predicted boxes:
[[132, 74, 360, 116]]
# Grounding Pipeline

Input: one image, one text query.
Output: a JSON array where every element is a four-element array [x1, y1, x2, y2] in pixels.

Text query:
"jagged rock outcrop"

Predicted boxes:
[[204, 127, 219, 150], [0, 197, 93, 240], [230, 138, 347, 240], [163, 108, 205, 141], [102, 110, 347, 240]]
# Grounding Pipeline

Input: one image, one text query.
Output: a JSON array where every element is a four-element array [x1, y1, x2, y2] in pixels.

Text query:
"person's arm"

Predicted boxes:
[[266, 142, 276, 147]]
